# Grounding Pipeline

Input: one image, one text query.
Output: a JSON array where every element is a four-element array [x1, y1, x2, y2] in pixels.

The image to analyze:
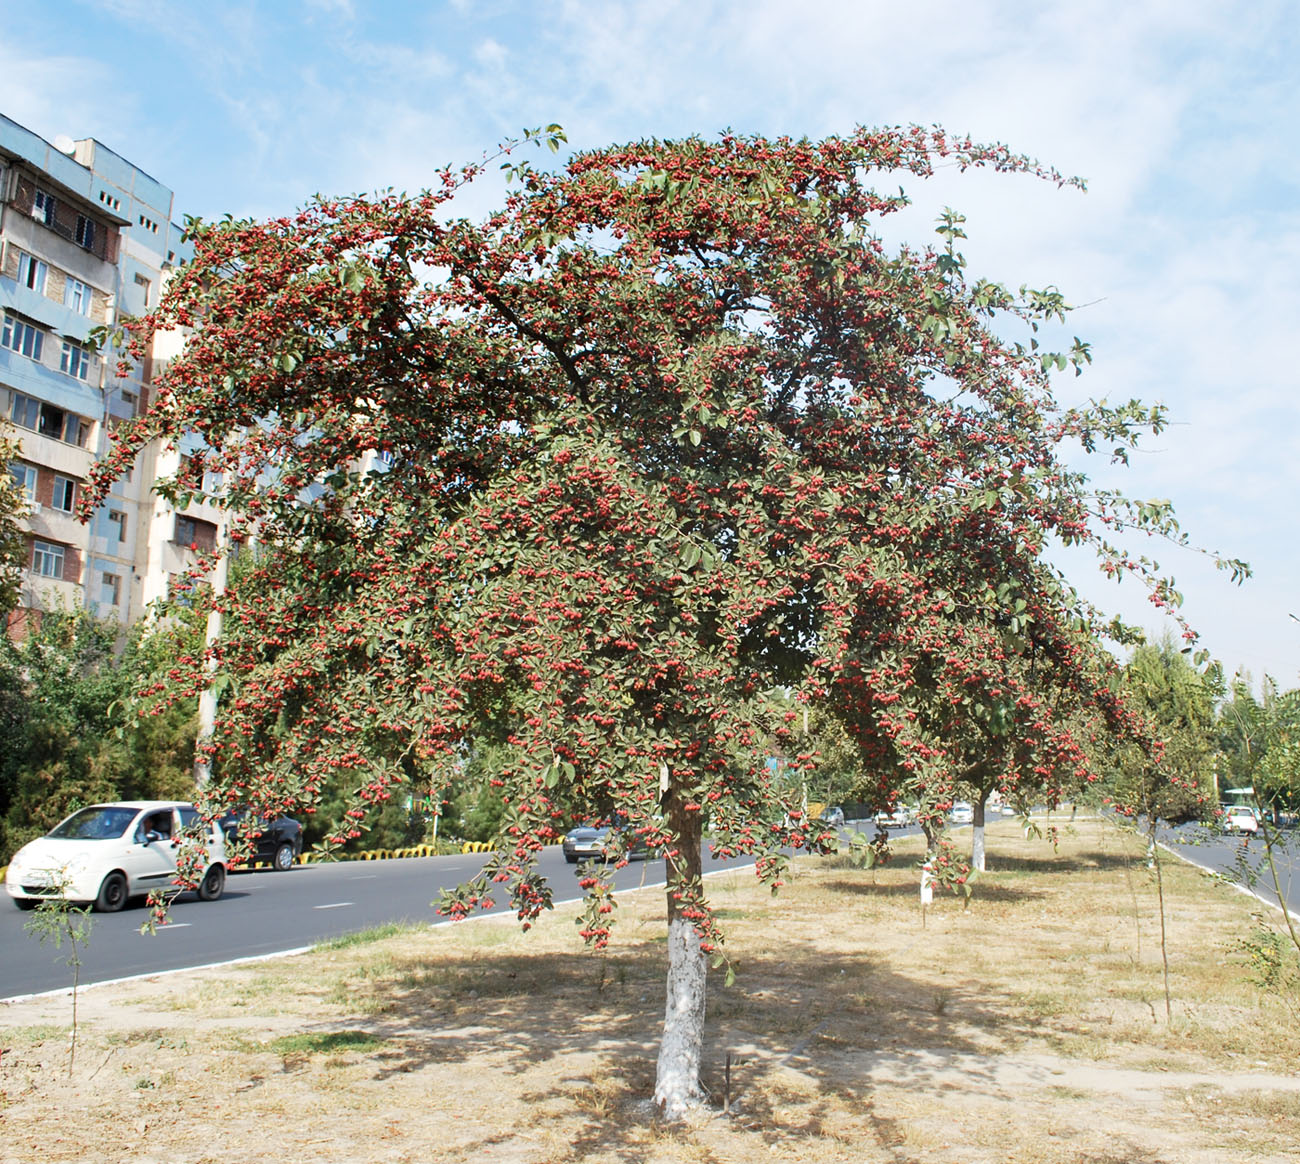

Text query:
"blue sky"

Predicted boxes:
[[5, 0, 1299, 685]]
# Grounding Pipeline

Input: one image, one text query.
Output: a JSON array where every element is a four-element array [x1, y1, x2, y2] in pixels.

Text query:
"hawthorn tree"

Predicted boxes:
[[89, 127, 1242, 1116]]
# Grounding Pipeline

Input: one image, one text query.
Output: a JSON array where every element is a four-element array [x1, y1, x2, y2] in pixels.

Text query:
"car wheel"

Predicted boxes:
[[13, 897, 38, 911], [198, 865, 226, 902], [564, 853, 578, 864], [272, 841, 296, 872], [95, 871, 129, 913]]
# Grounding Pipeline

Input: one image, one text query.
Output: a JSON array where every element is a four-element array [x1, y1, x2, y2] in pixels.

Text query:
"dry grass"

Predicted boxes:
[[1, 815, 1298, 1163]]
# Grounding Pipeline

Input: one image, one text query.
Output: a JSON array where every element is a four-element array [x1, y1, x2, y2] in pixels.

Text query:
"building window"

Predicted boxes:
[[9, 393, 90, 446], [51, 475, 76, 513], [133, 272, 152, 307], [75, 215, 96, 250], [33, 188, 56, 225], [65, 278, 91, 315], [9, 392, 40, 430], [108, 509, 127, 541], [1, 315, 45, 360], [101, 572, 121, 606], [10, 462, 37, 502], [17, 251, 48, 294], [61, 340, 91, 380], [32, 540, 65, 579], [174, 514, 217, 551]]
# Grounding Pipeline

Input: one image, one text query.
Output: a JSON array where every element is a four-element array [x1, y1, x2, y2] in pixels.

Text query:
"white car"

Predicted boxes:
[[949, 801, 975, 825], [1220, 804, 1260, 836], [5, 801, 227, 912]]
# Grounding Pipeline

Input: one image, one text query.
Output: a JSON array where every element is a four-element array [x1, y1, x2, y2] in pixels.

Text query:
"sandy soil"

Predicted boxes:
[[2, 816, 1297, 1163]]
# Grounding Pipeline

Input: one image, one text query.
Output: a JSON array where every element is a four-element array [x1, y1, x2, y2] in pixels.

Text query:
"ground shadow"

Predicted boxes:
[[276, 928, 1054, 1163], [979, 849, 1139, 875], [821, 876, 1042, 905]]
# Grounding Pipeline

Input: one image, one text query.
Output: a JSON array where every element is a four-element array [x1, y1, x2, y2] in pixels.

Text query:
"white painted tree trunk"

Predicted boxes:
[[654, 909, 708, 1117], [193, 515, 229, 790], [654, 797, 707, 1119], [972, 792, 987, 872]]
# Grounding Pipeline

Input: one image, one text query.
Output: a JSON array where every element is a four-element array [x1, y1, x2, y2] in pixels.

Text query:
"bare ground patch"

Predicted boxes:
[[1, 816, 1297, 1163]]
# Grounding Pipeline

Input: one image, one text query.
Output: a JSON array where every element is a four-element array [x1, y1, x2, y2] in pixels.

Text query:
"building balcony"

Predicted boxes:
[[24, 502, 84, 544], [0, 344, 102, 418], [0, 274, 100, 343]]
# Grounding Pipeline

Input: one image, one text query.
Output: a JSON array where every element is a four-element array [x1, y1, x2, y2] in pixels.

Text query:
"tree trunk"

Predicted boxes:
[[972, 790, 988, 872], [655, 797, 707, 1119]]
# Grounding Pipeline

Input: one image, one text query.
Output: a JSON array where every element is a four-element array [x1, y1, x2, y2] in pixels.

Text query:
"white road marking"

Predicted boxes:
[[156, 923, 193, 931], [313, 902, 354, 910]]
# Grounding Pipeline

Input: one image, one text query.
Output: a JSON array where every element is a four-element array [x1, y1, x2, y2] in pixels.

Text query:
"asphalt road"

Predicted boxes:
[[1161, 823, 1300, 917], [7, 816, 1289, 1003], [0, 843, 756, 1002]]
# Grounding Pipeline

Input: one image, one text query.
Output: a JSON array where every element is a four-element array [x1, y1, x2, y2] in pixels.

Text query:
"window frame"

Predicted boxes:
[[65, 277, 92, 315], [10, 394, 91, 447], [33, 188, 56, 226], [51, 475, 76, 513], [60, 339, 91, 380], [74, 215, 96, 250], [10, 392, 40, 430], [9, 462, 38, 501], [32, 540, 65, 579], [100, 571, 121, 607], [1, 314, 45, 360], [17, 251, 48, 294]]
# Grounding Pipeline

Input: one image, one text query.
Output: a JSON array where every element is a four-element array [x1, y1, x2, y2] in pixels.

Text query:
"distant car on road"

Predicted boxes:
[[873, 806, 912, 828], [820, 805, 846, 827], [5, 801, 227, 912], [1220, 804, 1260, 836], [218, 810, 303, 871], [949, 801, 975, 825], [562, 821, 648, 864]]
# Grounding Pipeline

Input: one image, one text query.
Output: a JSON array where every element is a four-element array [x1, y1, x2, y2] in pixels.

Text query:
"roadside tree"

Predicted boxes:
[[88, 127, 1240, 1116], [0, 606, 200, 863], [1105, 636, 1220, 1019], [1218, 674, 1300, 818]]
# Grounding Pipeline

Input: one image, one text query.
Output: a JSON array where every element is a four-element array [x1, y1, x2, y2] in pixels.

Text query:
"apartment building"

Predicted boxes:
[[1, 112, 211, 639]]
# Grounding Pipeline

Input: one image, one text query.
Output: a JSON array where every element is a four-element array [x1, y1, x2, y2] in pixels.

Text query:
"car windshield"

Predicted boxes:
[[48, 806, 139, 840]]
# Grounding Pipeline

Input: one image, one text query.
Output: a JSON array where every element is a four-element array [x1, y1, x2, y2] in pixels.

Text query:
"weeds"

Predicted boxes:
[[314, 922, 421, 952], [269, 1030, 386, 1056], [1236, 921, 1300, 1010], [22, 882, 93, 1076]]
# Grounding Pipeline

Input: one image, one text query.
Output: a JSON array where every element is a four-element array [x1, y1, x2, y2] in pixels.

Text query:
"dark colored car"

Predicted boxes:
[[562, 821, 649, 864], [218, 811, 303, 871]]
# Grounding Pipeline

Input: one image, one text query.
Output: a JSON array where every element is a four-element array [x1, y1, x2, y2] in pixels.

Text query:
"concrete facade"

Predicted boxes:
[[1, 112, 209, 639]]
